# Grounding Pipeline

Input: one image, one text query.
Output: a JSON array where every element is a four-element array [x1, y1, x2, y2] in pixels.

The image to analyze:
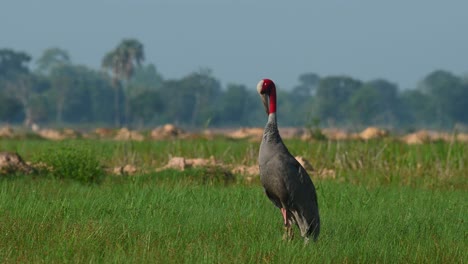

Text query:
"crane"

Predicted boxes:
[[257, 78, 320, 242]]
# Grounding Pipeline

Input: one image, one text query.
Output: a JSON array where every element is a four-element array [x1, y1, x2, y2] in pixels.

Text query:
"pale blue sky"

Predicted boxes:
[[1, 0, 467, 90]]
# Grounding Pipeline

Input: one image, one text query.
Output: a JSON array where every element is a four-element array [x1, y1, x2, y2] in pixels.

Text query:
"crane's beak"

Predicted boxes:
[[261, 93, 269, 115]]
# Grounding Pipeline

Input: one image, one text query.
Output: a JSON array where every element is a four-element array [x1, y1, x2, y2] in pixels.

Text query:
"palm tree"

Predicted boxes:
[[102, 39, 144, 127]]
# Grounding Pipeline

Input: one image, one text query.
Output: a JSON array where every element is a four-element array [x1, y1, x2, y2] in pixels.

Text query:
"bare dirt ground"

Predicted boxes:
[[1, 124, 468, 144]]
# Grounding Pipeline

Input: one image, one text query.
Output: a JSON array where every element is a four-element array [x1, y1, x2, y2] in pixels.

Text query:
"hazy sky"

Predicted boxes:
[[1, 0, 467, 90]]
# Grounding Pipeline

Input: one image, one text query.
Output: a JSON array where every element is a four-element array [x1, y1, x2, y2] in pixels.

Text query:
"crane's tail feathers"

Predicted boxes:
[[290, 210, 320, 241], [307, 221, 320, 241]]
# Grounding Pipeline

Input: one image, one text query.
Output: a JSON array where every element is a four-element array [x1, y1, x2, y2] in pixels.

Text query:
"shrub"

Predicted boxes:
[[39, 144, 104, 184]]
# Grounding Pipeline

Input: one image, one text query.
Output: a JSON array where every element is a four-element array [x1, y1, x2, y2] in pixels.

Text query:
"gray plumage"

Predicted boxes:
[[257, 79, 320, 242]]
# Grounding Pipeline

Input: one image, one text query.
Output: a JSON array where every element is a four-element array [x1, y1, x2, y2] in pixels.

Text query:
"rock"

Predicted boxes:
[[0, 126, 14, 138], [95, 128, 114, 138], [63, 128, 81, 139], [114, 128, 145, 141], [113, 164, 138, 175], [230, 165, 259, 176], [359, 127, 388, 140], [201, 129, 215, 140], [457, 133, 468, 142], [402, 130, 457, 144], [230, 165, 259, 184], [157, 156, 218, 171], [151, 124, 186, 140], [123, 164, 137, 174], [401, 130, 431, 144], [31, 123, 40, 132], [189, 156, 217, 167], [38, 129, 65, 140], [160, 157, 187, 171], [0, 152, 34, 175], [322, 128, 350, 140]]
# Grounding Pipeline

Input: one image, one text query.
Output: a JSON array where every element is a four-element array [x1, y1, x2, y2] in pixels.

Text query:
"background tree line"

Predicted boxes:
[[1, 39, 468, 131]]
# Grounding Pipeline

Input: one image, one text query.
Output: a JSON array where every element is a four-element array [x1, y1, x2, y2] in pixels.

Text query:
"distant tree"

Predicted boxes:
[[65, 66, 114, 123], [129, 64, 164, 96], [462, 73, 468, 84], [400, 89, 434, 128], [126, 64, 165, 126], [187, 69, 221, 127], [287, 73, 321, 126], [130, 90, 164, 127], [35, 47, 71, 75], [61, 75, 93, 123], [87, 71, 116, 124], [0, 93, 23, 122], [28, 94, 51, 124], [49, 64, 75, 124], [160, 69, 221, 127], [460, 77, 468, 125], [277, 89, 302, 126], [4, 74, 37, 126], [349, 79, 401, 127], [293, 72, 320, 97], [35, 63, 115, 125], [102, 39, 145, 127], [0, 49, 31, 79], [313, 76, 362, 126], [218, 84, 251, 126], [0, 49, 47, 126], [419, 70, 468, 127]]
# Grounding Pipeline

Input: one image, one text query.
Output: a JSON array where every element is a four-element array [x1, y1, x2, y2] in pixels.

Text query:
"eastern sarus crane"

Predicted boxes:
[[257, 78, 320, 242]]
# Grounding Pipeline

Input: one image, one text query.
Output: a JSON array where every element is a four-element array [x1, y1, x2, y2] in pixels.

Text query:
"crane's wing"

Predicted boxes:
[[273, 152, 320, 239], [265, 189, 282, 209], [274, 153, 317, 205]]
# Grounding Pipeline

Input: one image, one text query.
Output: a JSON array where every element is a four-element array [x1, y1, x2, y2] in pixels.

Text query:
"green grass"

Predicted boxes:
[[0, 138, 466, 263], [0, 174, 465, 263], [1, 138, 466, 189]]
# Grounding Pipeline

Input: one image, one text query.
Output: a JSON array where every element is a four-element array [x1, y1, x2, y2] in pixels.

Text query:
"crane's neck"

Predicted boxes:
[[268, 112, 277, 124], [268, 86, 277, 122], [262, 83, 280, 143], [264, 112, 280, 143]]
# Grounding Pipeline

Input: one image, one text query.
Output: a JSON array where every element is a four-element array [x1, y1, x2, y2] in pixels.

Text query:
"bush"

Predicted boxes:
[[39, 144, 104, 184], [306, 118, 327, 141]]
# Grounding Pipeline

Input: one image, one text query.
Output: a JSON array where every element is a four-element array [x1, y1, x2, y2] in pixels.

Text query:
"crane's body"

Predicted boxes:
[[257, 79, 320, 242]]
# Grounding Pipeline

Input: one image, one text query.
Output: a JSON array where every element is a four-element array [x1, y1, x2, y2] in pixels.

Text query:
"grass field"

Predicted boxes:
[[0, 138, 466, 263]]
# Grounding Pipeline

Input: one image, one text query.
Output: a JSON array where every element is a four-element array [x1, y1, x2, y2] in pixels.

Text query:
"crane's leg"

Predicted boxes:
[[280, 208, 288, 226], [281, 208, 294, 241]]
